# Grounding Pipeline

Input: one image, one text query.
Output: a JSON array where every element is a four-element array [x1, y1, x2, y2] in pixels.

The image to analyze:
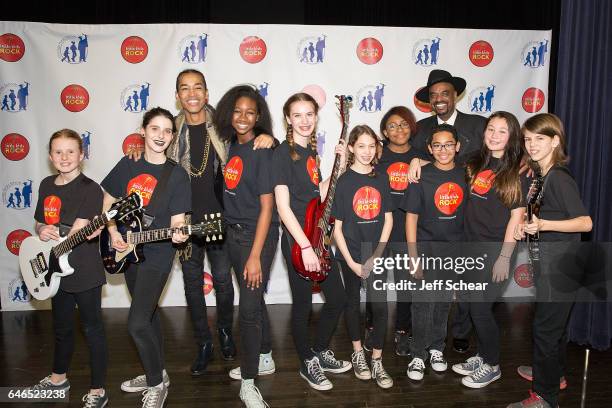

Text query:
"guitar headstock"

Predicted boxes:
[[526, 174, 544, 205], [335, 95, 353, 126], [110, 192, 143, 221], [192, 212, 224, 242]]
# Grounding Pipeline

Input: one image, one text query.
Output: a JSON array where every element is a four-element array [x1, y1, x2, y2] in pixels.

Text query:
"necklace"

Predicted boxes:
[[189, 131, 211, 178]]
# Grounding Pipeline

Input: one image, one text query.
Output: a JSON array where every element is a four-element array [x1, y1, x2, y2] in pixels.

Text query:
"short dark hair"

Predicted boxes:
[[379, 106, 417, 137], [427, 123, 458, 145], [175, 69, 207, 92], [142, 107, 176, 134]]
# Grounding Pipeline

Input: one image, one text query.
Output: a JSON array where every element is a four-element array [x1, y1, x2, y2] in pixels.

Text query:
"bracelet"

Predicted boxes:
[[300, 245, 311, 251]]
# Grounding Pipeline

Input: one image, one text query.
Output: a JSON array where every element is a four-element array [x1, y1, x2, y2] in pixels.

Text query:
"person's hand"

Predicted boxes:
[[127, 146, 144, 161], [408, 158, 422, 183], [244, 256, 263, 289], [348, 260, 365, 278], [492, 256, 511, 282], [38, 224, 60, 242], [412, 263, 424, 280], [301, 247, 321, 272], [253, 134, 275, 149], [171, 225, 189, 244], [110, 230, 129, 252], [523, 214, 543, 236]]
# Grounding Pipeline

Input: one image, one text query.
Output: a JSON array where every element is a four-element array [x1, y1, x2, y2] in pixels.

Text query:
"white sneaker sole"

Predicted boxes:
[[353, 370, 372, 380], [452, 364, 478, 376], [431, 363, 448, 372], [376, 379, 394, 389], [407, 371, 424, 381], [461, 371, 501, 388], [299, 371, 333, 391], [229, 367, 276, 380], [121, 378, 170, 392], [322, 362, 352, 374]]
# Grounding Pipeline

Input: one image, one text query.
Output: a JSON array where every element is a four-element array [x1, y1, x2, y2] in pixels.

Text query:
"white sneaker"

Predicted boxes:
[[239, 379, 269, 408], [452, 355, 483, 376], [141, 384, 167, 408], [429, 349, 448, 372], [121, 370, 170, 393], [229, 352, 276, 380], [407, 357, 425, 381]]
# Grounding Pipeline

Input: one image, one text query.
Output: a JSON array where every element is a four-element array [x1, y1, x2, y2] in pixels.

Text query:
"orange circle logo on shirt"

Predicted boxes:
[[43, 195, 62, 224], [224, 156, 243, 190], [471, 169, 495, 195], [306, 156, 320, 186], [352, 186, 382, 220], [386, 162, 409, 191], [127, 174, 158, 207], [434, 182, 464, 215]]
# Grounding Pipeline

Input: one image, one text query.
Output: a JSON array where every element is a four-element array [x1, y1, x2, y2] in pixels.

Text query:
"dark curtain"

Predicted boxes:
[[554, 0, 612, 351]]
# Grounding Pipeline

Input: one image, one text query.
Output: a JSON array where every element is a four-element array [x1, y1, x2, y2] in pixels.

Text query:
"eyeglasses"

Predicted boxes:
[[430, 142, 456, 151], [386, 122, 411, 131]]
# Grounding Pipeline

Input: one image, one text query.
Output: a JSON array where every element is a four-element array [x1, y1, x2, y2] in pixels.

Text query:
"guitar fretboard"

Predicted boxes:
[[127, 225, 192, 245], [53, 214, 110, 257]]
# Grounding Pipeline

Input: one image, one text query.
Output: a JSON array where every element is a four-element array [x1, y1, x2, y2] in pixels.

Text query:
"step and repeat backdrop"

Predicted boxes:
[[0, 22, 550, 310]]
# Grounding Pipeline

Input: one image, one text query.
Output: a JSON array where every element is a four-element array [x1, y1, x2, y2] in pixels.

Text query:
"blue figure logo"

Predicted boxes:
[[298, 35, 327, 64], [357, 84, 386, 113], [522, 40, 549, 68], [413, 37, 441, 66], [9, 279, 31, 303], [469, 85, 496, 115], [258, 82, 269, 100], [1, 82, 29, 113], [316, 131, 326, 155], [81, 131, 92, 159], [57, 34, 88, 64], [121, 83, 151, 113], [179, 34, 208, 64], [3, 179, 33, 210]]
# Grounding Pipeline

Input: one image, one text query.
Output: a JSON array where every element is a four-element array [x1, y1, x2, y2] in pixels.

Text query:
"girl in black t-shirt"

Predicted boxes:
[[103, 107, 190, 408], [27, 129, 109, 408], [213, 85, 278, 407], [273, 92, 351, 391], [508, 114, 592, 408], [332, 125, 394, 389]]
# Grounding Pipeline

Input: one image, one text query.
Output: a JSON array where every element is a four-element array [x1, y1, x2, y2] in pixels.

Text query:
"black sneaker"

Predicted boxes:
[[313, 349, 352, 374], [394, 331, 412, 357], [28, 375, 71, 392], [82, 391, 108, 408], [363, 326, 374, 352], [300, 357, 333, 391]]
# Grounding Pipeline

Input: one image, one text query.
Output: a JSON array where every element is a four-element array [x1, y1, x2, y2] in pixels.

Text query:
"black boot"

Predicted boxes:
[[218, 328, 236, 361], [191, 342, 214, 376]]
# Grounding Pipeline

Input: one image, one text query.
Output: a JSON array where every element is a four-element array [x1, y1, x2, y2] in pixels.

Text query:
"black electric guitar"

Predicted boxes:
[[100, 212, 224, 274], [525, 166, 545, 279]]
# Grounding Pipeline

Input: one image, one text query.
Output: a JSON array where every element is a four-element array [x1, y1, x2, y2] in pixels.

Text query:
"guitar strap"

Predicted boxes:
[[142, 160, 176, 228]]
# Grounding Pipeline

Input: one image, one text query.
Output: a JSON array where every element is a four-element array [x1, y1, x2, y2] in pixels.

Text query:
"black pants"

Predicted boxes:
[[282, 231, 346, 361], [125, 261, 171, 387], [52, 285, 107, 389], [226, 224, 278, 380], [181, 236, 234, 345], [339, 260, 388, 350], [451, 299, 473, 339]]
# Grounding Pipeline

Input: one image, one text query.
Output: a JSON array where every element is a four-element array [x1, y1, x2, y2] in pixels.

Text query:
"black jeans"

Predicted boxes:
[[181, 236, 234, 345], [226, 224, 278, 380], [339, 260, 388, 350], [52, 286, 107, 389], [282, 231, 346, 361], [125, 262, 171, 387], [450, 298, 473, 340]]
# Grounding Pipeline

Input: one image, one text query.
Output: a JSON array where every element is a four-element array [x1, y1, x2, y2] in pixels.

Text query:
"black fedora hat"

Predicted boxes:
[[416, 69, 467, 103]]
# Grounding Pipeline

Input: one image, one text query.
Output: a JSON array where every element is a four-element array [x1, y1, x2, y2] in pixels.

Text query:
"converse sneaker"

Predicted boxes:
[[239, 379, 270, 408], [517, 365, 567, 390], [229, 352, 276, 380], [429, 349, 448, 372], [371, 358, 393, 389], [452, 355, 483, 376], [28, 375, 71, 392], [81, 391, 108, 408], [300, 357, 332, 391], [462, 363, 501, 388], [141, 384, 167, 408], [407, 357, 425, 381], [506, 390, 552, 407], [121, 370, 170, 393], [394, 331, 412, 357], [351, 349, 372, 380], [313, 349, 352, 374]]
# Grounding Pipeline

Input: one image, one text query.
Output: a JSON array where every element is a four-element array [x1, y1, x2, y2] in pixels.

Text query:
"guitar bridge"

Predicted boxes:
[[29, 253, 48, 279]]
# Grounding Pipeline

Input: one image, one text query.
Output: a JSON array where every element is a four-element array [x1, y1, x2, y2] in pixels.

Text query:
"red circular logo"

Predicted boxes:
[[469, 41, 494, 67], [471, 169, 495, 195], [522, 88, 545, 113], [121, 36, 148, 63], [306, 156, 320, 186], [127, 174, 158, 207], [122, 133, 145, 155], [6, 229, 31, 255], [301, 84, 327, 109], [43, 195, 62, 225], [202, 272, 214, 295], [434, 182, 464, 215], [60, 84, 89, 112], [356, 38, 383, 65], [0, 33, 25, 62], [387, 162, 409, 191], [514, 263, 534, 288], [1, 133, 29, 161], [352, 186, 382, 220], [414, 87, 432, 113], [239, 36, 267, 64], [224, 156, 244, 189]]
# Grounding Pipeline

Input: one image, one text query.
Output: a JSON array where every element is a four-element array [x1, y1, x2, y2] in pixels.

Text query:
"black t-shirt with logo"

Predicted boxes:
[[101, 156, 191, 269], [401, 164, 467, 241], [376, 146, 427, 243], [331, 168, 392, 263], [464, 157, 527, 241], [34, 173, 106, 293], [272, 141, 321, 227], [188, 123, 222, 222], [223, 138, 278, 228]]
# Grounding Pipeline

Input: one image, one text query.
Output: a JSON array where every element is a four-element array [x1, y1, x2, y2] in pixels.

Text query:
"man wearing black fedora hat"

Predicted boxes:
[[412, 69, 487, 354]]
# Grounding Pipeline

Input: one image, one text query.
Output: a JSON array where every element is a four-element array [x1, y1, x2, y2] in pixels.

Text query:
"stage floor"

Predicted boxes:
[[1, 302, 610, 407]]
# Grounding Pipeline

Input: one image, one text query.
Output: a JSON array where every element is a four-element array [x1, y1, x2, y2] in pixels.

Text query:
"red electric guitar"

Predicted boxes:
[[291, 95, 352, 282]]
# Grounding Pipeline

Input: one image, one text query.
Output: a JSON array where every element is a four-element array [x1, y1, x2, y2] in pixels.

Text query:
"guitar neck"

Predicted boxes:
[[127, 225, 192, 245], [54, 213, 110, 257]]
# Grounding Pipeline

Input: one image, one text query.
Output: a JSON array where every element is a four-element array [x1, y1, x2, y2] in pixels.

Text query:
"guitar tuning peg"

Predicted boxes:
[[212, 235, 217, 241], [216, 212, 221, 217], [206, 236, 211, 242], [204, 214, 208, 220]]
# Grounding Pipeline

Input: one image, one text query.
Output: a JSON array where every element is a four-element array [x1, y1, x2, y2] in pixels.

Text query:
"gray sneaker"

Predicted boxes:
[[141, 384, 167, 408], [462, 363, 501, 388], [229, 352, 276, 380], [351, 349, 371, 380], [121, 370, 170, 393], [29, 375, 70, 392], [81, 391, 108, 408], [452, 355, 483, 376], [239, 379, 269, 408], [371, 358, 393, 389], [313, 349, 352, 374]]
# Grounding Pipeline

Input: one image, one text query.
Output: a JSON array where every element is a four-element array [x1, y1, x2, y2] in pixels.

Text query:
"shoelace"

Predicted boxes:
[[464, 356, 482, 368], [33, 376, 63, 390], [320, 350, 339, 367], [241, 383, 270, 408], [82, 393, 103, 408], [307, 357, 327, 383], [142, 387, 161, 408], [353, 351, 369, 372], [470, 363, 492, 380], [410, 358, 425, 371], [372, 360, 391, 382], [430, 350, 445, 363]]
